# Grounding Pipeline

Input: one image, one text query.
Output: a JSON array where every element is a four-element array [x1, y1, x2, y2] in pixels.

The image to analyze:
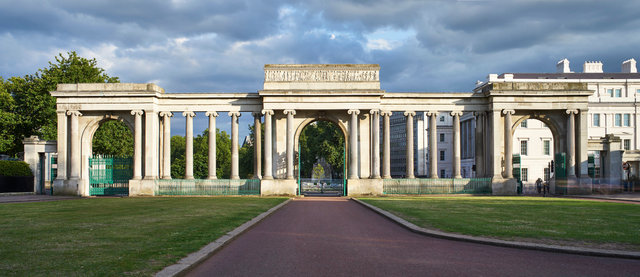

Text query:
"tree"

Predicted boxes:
[[1, 51, 119, 155], [299, 121, 345, 179], [0, 78, 18, 154], [170, 128, 232, 179], [91, 120, 133, 157]]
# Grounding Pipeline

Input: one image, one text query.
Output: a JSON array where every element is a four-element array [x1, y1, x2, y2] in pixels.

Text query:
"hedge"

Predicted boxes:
[[0, 160, 34, 177]]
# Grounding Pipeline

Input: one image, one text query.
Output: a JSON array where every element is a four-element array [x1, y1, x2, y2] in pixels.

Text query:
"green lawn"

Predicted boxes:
[[360, 196, 640, 250], [0, 197, 286, 276]]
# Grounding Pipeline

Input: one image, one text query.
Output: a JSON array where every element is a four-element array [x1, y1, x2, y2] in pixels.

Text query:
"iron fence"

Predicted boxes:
[[383, 178, 492, 195], [299, 178, 344, 195], [155, 179, 261, 196]]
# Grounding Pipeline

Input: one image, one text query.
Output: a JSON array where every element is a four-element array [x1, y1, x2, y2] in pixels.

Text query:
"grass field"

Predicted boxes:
[[0, 197, 286, 276], [360, 196, 640, 250]]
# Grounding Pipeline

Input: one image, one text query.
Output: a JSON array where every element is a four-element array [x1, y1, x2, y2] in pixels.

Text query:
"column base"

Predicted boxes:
[[260, 179, 297, 196], [53, 179, 80, 196], [491, 177, 517, 195], [206, 176, 217, 180], [347, 179, 383, 196], [129, 179, 156, 196]]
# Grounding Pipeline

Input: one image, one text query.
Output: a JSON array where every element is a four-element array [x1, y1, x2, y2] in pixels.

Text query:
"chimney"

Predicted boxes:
[[583, 61, 603, 73], [556, 58, 571, 73], [622, 58, 637, 73]]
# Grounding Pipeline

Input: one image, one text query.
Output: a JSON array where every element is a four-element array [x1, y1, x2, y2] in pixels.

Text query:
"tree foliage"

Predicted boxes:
[[171, 128, 234, 179], [299, 120, 345, 179], [91, 120, 133, 157], [0, 51, 119, 155]]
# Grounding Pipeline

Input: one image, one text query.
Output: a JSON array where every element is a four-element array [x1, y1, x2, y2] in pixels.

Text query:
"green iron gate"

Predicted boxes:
[[513, 154, 522, 194], [297, 141, 346, 196], [89, 156, 132, 196], [554, 152, 567, 195]]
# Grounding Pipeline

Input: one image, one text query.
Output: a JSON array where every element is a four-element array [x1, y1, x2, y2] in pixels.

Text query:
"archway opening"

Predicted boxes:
[[90, 119, 134, 196], [297, 120, 345, 196], [512, 117, 557, 195]]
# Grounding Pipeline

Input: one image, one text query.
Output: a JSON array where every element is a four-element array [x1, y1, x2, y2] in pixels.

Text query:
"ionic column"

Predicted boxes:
[[183, 111, 196, 179], [427, 111, 438, 178], [452, 111, 463, 179], [503, 109, 515, 178], [206, 111, 218, 179], [284, 110, 296, 180], [229, 111, 241, 179], [567, 109, 578, 178], [382, 111, 392, 179], [56, 111, 67, 180], [67, 111, 82, 180], [253, 112, 262, 179], [474, 112, 485, 177], [131, 110, 144, 179], [405, 111, 416, 179], [262, 110, 274, 179], [144, 110, 159, 179], [159, 112, 172, 179], [370, 110, 381, 179], [348, 109, 360, 179]]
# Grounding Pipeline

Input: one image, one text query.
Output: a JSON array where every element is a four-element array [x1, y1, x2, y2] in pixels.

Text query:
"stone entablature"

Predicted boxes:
[[263, 64, 380, 90]]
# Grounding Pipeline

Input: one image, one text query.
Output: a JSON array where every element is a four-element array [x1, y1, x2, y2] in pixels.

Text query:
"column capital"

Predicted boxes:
[[426, 110, 438, 116], [380, 110, 393, 116], [450, 111, 463, 117], [283, 109, 296, 116], [252, 112, 262, 118], [228, 111, 241, 117], [261, 109, 274, 116], [348, 109, 360, 115], [502, 109, 515, 115], [131, 110, 144, 116], [159, 111, 173, 117], [66, 110, 82, 117], [183, 111, 196, 117], [205, 111, 219, 117], [566, 109, 579, 115], [403, 111, 416, 117], [369, 109, 380, 115]]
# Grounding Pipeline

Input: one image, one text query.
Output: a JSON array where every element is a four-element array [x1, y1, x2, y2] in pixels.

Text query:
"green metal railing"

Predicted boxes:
[[383, 178, 492, 195], [89, 156, 132, 196], [155, 179, 260, 196], [299, 178, 344, 195]]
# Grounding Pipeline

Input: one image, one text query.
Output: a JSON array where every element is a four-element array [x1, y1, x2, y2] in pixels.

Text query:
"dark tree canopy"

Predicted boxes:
[[298, 120, 345, 179], [91, 120, 133, 157], [0, 51, 119, 155], [171, 128, 234, 179]]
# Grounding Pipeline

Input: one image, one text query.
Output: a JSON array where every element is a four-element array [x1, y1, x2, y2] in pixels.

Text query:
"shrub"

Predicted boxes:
[[0, 160, 34, 177]]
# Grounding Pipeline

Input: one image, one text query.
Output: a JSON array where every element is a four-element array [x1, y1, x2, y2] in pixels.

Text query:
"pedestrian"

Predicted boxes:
[[535, 178, 543, 194], [543, 181, 550, 197]]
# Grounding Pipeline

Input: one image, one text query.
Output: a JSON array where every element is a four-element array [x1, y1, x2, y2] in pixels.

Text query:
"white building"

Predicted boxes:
[[389, 58, 640, 192]]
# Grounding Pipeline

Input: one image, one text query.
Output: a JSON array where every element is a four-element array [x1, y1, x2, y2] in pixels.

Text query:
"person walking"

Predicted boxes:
[[535, 178, 543, 194], [543, 181, 550, 197]]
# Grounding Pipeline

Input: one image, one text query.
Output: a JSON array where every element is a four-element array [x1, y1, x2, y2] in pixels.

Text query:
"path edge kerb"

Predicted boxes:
[[155, 198, 293, 277], [352, 198, 640, 260]]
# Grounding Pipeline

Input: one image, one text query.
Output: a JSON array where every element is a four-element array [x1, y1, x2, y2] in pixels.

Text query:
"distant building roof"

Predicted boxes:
[[497, 72, 640, 80]]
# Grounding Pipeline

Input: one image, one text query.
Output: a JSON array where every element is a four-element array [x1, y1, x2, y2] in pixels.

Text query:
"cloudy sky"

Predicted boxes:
[[2, 0, 639, 137]]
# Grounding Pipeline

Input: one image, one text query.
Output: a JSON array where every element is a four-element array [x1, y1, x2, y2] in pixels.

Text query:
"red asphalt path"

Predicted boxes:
[[187, 197, 640, 277]]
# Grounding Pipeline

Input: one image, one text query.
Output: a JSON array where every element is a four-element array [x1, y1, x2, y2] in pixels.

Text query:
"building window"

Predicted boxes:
[[463, 168, 467, 178], [544, 168, 550, 181], [607, 88, 614, 97], [521, 168, 528, 182], [439, 116, 445, 122], [440, 133, 445, 142], [615, 114, 622, 127], [440, 150, 445, 161], [593, 114, 600, 127], [624, 114, 631, 127], [520, 140, 528, 156], [521, 120, 528, 128], [440, 169, 446, 178], [624, 139, 631, 150], [543, 140, 550, 155], [637, 89, 640, 94], [615, 88, 622, 97]]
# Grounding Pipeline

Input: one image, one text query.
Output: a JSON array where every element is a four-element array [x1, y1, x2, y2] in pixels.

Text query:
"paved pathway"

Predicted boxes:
[[187, 197, 640, 277], [0, 194, 80, 203]]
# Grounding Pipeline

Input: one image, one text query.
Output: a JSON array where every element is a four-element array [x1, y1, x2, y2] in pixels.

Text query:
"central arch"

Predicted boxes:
[[294, 115, 348, 196]]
